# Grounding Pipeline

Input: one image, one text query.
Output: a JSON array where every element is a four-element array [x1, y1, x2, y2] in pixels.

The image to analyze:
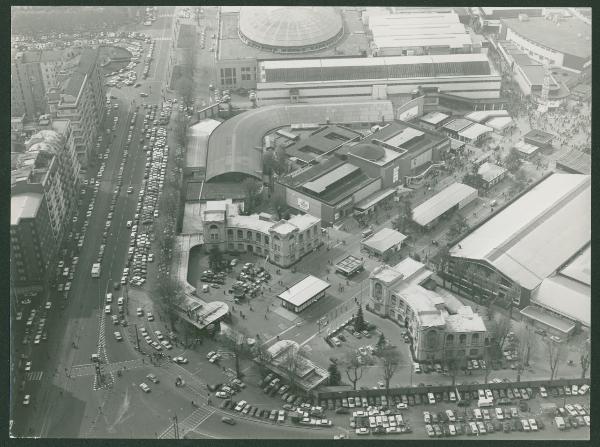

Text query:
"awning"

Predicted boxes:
[[520, 306, 575, 335], [354, 187, 396, 212]]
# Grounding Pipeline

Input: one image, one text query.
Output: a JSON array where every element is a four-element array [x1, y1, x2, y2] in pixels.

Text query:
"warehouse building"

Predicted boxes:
[[278, 275, 331, 313], [412, 183, 478, 229], [215, 6, 369, 90], [256, 53, 502, 105], [361, 228, 407, 259], [555, 150, 591, 175], [444, 174, 590, 310]]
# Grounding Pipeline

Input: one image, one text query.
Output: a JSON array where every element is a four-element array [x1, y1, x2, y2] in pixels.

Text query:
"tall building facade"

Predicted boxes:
[[47, 48, 106, 167], [11, 50, 64, 119], [11, 120, 80, 290]]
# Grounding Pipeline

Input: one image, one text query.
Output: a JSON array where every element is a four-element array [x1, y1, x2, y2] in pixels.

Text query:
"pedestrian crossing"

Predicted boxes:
[[159, 406, 215, 439], [26, 371, 43, 381], [70, 364, 95, 377], [153, 37, 172, 41], [70, 358, 146, 378]]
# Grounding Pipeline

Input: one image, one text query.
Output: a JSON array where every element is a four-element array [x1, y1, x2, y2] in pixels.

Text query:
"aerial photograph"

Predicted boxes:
[[10, 5, 591, 440]]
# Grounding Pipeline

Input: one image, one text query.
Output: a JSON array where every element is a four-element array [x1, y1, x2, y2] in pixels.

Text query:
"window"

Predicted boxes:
[[469, 348, 479, 356], [227, 229, 233, 238], [299, 233, 303, 242], [246, 230, 252, 240], [390, 295, 397, 306], [264, 236, 269, 244], [471, 333, 480, 345], [459, 334, 467, 346], [255, 233, 261, 243], [446, 334, 454, 346], [209, 224, 219, 241], [237, 230, 243, 239], [374, 282, 383, 298], [237, 243, 244, 251]]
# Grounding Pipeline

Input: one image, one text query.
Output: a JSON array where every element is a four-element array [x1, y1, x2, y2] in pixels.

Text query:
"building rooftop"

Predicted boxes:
[[465, 109, 509, 123], [269, 221, 297, 236], [259, 53, 494, 83], [362, 227, 407, 254], [478, 162, 507, 183], [303, 163, 359, 194], [443, 118, 473, 133], [283, 125, 361, 164], [218, 8, 368, 62], [287, 213, 320, 232], [420, 111, 450, 126], [335, 255, 364, 275], [514, 140, 539, 155], [186, 119, 221, 170], [200, 182, 247, 202], [264, 340, 329, 391], [485, 116, 513, 131], [412, 183, 477, 226], [228, 214, 274, 234], [458, 122, 493, 140], [501, 16, 591, 59], [354, 187, 397, 212], [559, 246, 590, 286], [11, 193, 43, 226], [444, 306, 488, 332], [278, 275, 330, 308], [348, 143, 403, 167], [450, 174, 590, 290], [393, 257, 429, 282], [524, 129, 555, 146], [531, 275, 589, 327], [520, 305, 575, 334], [206, 101, 393, 182], [555, 150, 591, 175]]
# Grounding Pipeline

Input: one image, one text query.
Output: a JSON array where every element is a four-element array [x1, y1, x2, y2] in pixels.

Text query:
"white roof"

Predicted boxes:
[[485, 116, 513, 131], [514, 140, 539, 155], [370, 23, 466, 37], [186, 119, 221, 169], [412, 183, 477, 226], [450, 174, 591, 290], [444, 306, 488, 333], [373, 34, 473, 50], [228, 214, 274, 234], [260, 53, 490, 71], [532, 276, 590, 327], [477, 162, 507, 183], [287, 213, 320, 232], [11, 193, 43, 226], [392, 257, 428, 281], [420, 111, 450, 125], [465, 109, 509, 123], [458, 122, 493, 141], [278, 275, 330, 307], [560, 246, 590, 286], [362, 228, 407, 253]]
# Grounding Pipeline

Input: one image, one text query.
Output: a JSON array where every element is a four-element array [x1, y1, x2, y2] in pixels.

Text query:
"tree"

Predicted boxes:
[[328, 362, 342, 386], [175, 74, 194, 109], [504, 148, 522, 172], [252, 342, 274, 376], [447, 214, 469, 240], [446, 353, 466, 386], [152, 274, 185, 331], [270, 194, 288, 220], [344, 353, 364, 391], [280, 343, 307, 392], [579, 339, 590, 379], [544, 337, 566, 381], [354, 304, 366, 332], [242, 178, 262, 214], [219, 325, 251, 379], [462, 172, 484, 189], [435, 245, 451, 288], [491, 313, 512, 351], [392, 195, 413, 233], [380, 347, 400, 398], [376, 333, 387, 352], [208, 246, 223, 272]]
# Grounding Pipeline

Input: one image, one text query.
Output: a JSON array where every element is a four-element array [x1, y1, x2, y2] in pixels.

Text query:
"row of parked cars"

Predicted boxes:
[[220, 399, 286, 424]]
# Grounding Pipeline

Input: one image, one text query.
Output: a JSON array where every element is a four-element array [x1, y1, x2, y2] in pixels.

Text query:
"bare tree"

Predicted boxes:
[[241, 178, 262, 214], [280, 343, 307, 392], [344, 353, 364, 391], [492, 313, 512, 351], [445, 353, 465, 386], [152, 274, 185, 331], [544, 338, 566, 381], [579, 339, 590, 379], [380, 347, 400, 399], [252, 342, 274, 376], [219, 325, 251, 379]]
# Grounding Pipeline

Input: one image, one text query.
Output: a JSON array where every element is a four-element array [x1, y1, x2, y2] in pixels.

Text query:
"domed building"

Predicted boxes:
[[238, 6, 343, 54], [214, 6, 368, 90]]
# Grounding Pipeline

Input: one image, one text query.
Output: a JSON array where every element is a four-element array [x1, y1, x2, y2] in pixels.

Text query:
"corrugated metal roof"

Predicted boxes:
[[458, 122, 493, 140], [531, 275, 589, 327], [303, 163, 359, 194]]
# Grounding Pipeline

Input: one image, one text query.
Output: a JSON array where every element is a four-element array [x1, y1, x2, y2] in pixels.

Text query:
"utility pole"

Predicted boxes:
[[173, 414, 179, 439]]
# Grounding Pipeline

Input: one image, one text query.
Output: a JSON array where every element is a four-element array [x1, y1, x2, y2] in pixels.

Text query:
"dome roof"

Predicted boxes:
[[239, 6, 343, 50], [350, 143, 386, 162]]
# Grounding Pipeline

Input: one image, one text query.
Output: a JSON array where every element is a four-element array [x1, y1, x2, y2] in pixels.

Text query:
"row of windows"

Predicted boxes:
[[225, 228, 270, 245]]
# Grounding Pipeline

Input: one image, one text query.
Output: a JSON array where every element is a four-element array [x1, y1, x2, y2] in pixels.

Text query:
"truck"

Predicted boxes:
[[91, 263, 101, 278]]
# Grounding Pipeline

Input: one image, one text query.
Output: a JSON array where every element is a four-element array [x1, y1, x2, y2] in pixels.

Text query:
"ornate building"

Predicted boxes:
[[369, 257, 489, 363]]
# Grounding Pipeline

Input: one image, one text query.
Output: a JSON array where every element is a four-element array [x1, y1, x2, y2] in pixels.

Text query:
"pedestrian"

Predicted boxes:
[[265, 314, 268, 320]]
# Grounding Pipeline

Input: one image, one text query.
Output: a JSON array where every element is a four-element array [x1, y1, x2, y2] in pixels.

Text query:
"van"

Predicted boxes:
[[117, 297, 124, 305], [555, 416, 566, 430], [202, 284, 209, 293], [478, 398, 494, 408]]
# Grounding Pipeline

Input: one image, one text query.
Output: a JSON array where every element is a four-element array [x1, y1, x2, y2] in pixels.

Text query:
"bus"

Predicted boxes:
[[91, 263, 101, 278]]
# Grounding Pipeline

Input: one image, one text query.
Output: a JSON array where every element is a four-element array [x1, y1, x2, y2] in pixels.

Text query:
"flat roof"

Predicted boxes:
[[362, 228, 407, 253], [412, 183, 477, 226], [348, 144, 404, 167], [420, 111, 450, 125], [354, 187, 396, 211], [228, 214, 273, 234], [465, 110, 509, 123], [485, 116, 513, 131], [444, 307, 487, 333], [200, 182, 247, 202], [514, 140, 539, 155], [373, 34, 472, 50], [560, 246, 590, 286], [458, 123, 493, 140], [335, 255, 364, 274], [443, 118, 473, 133], [524, 129, 555, 146], [287, 213, 320, 232], [478, 162, 507, 184], [555, 150, 591, 175], [520, 305, 576, 334], [283, 125, 361, 164], [303, 163, 359, 194], [206, 101, 393, 182], [450, 174, 590, 290], [502, 16, 591, 59], [531, 276, 590, 327], [11, 193, 43, 226], [278, 275, 330, 307]]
